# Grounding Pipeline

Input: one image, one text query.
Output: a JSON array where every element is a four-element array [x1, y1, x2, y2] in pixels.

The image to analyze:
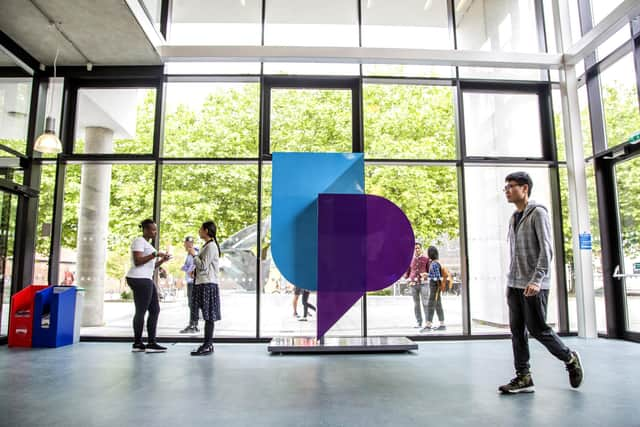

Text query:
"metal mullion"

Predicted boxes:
[[455, 78, 471, 335], [534, 0, 551, 82], [364, 159, 459, 166], [363, 76, 455, 86], [159, 158, 260, 165], [59, 154, 156, 163], [257, 71, 266, 338], [160, 0, 172, 40], [594, 157, 625, 338], [549, 165, 569, 333], [633, 17, 640, 112], [153, 75, 166, 159], [165, 75, 260, 83]]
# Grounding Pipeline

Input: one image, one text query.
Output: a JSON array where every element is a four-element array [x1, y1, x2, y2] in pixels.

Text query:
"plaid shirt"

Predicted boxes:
[[428, 261, 442, 280], [405, 255, 430, 283]]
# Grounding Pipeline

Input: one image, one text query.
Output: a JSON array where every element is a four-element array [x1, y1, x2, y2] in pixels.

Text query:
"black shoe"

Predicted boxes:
[[566, 351, 583, 388], [435, 325, 447, 331], [180, 325, 195, 334], [131, 342, 146, 352], [193, 325, 200, 332], [499, 374, 535, 394], [191, 344, 214, 356], [145, 342, 167, 353], [298, 317, 308, 322]]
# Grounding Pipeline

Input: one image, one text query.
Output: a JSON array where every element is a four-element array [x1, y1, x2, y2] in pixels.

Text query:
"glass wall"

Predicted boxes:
[[163, 82, 259, 157], [159, 164, 258, 337], [74, 88, 156, 154], [0, 77, 31, 155], [365, 165, 461, 336], [465, 166, 559, 334]]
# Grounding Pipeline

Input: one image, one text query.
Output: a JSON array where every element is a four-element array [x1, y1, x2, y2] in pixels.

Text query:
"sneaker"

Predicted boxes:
[[420, 326, 433, 333], [566, 351, 584, 388], [435, 325, 447, 331], [145, 342, 167, 353], [131, 342, 146, 352], [180, 325, 195, 334], [190, 344, 214, 356], [193, 325, 200, 332], [298, 317, 308, 322], [498, 374, 535, 394], [415, 323, 422, 328]]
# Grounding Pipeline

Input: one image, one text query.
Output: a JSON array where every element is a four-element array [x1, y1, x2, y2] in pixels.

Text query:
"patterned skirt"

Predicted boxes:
[[191, 283, 221, 322]]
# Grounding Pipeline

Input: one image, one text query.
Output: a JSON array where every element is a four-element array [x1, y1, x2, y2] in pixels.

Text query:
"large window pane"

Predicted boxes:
[[364, 84, 456, 159], [163, 82, 259, 158], [160, 164, 258, 337], [34, 164, 56, 284], [265, 0, 359, 47], [269, 88, 352, 153], [169, 0, 262, 45], [0, 191, 17, 337], [600, 53, 640, 149], [456, 0, 544, 79], [366, 165, 462, 336], [585, 164, 606, 333], [0, 77, 31, 154], [465, 166, 559, 334], [263, 63, 360, 76], [60, 163, 155, 337], [463, 91, 543, 158], [259, 165, 361, 337], [74, 88, 156, 154], [361, 0, 452, 49]]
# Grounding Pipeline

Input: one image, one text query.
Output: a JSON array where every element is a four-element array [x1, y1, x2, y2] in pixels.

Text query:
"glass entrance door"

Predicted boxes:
[[614, 156, 640, 334], [0, 189, 18, 337]]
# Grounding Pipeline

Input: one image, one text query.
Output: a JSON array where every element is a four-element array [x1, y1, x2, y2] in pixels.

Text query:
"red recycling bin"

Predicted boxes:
[[8, 285, 49, 347]]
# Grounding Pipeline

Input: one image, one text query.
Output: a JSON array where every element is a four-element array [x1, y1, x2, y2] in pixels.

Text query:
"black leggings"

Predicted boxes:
[[127, 277, 160, 343], [426, 280, 444, 323], [204, 320, 215, 346], [302, 290, 316, 318]]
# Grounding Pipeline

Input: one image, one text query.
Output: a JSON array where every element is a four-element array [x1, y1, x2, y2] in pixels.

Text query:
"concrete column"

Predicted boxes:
[[553, 1, 598, 338], [77, 127, 113, 326]]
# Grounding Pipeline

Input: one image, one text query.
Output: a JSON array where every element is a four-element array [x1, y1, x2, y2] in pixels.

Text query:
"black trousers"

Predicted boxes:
[[127, 277, 160, 343], [186, 281, 199, 324], [302, 290, 316, 317], [507, 287, 572, 375]]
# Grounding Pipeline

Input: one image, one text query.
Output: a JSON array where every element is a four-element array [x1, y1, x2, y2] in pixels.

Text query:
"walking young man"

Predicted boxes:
[[499, 172, 583, 394]]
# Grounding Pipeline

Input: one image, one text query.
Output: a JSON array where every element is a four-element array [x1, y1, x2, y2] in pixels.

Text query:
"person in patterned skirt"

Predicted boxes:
[[188, 220, 222, 356]]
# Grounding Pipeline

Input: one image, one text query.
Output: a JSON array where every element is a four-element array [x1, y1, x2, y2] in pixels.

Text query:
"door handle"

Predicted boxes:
[[613, 265, 640, 279]]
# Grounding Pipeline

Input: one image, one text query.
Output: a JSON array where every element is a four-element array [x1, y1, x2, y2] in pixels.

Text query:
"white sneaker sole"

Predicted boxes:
[[131, 348, 145, 353], [145, 348, 167, 353], [500, 386, 535, 394]]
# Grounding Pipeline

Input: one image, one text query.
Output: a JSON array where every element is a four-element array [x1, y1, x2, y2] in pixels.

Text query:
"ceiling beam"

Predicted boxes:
[[159, 45, 562, 69], [564, 0, 640, 65]]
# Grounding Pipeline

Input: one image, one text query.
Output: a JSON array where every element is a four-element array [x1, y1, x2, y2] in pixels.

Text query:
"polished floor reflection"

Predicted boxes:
[[1, 338, 638, 426]]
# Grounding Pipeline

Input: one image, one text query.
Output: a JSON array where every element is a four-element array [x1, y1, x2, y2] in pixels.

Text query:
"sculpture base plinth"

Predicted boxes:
[[268, 336, 417, 354]]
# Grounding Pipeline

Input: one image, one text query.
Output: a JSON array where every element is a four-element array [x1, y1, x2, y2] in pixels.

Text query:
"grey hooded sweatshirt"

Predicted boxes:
[[507, 200, 553, 290]]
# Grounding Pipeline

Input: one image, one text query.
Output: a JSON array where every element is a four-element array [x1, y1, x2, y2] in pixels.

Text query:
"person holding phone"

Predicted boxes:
[[126, 219, 171, 353]]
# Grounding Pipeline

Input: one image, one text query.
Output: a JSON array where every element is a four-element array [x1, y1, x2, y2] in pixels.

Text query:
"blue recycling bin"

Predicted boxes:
[[32, 286, 77, 348]]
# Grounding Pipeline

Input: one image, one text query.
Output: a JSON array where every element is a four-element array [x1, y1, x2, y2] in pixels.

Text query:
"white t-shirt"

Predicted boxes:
[[126, 237, 156, 279]]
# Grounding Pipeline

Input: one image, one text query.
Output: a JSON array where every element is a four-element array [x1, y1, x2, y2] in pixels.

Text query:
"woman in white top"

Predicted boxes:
[[187, 220, 221, 356], [126, 219, 171, 353]]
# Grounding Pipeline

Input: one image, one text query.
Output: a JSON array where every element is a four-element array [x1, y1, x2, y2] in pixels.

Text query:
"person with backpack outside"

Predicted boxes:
[[422, 245, 446, 332]]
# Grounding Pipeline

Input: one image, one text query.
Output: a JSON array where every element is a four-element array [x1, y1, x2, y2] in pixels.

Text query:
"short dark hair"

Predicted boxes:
[[505, 171, 533, 196], [184, 236, 194, 242], [139, 218, 155, 231], [427, 246, 439, 260]]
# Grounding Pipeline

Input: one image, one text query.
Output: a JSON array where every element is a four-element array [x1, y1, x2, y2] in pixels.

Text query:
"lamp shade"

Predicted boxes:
[[34, 117, 62, 153]]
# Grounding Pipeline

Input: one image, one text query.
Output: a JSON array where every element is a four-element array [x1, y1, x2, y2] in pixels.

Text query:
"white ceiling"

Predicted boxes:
[[0, 0, 161, 67]]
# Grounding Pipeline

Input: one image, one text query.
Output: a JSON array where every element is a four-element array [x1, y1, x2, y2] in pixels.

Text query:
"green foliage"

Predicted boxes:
[[34, 80, 639, 282], [120, 290, 132, 300]]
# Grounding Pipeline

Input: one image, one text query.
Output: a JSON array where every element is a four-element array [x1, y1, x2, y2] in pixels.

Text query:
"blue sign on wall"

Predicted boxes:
[[579, 232, 592, 250]]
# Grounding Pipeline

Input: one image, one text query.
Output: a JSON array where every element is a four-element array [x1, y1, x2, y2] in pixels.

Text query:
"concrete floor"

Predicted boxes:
[[1, 338, 639, 427]]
